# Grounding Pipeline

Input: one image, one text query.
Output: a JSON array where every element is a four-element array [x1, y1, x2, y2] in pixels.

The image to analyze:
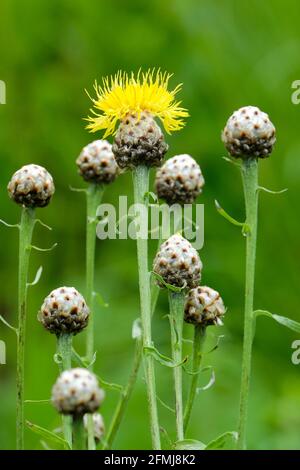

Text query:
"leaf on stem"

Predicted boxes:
[[205, 431, 238, 450], [254, 310, 300, 333], [69, 185, 88, 193], [144, 345, 188, 368], [27, 266, 43, 288], [205, 334, 225, 354], [222, 155, 242, 168], [0, 218, 20, 229], [144, 191, 158, 203], [31, 243, 58, 252], [26, 421, 70, 450], [196, 366, 215, 392], [257, 186, 288, 195], [25, 399, 50, 404], [215, 200, 250, 235], [35, 219, 52, 231], [0, 315, 18, 334], [174, 439, 206, 450], [156, 395, 175, 414], [151, 271, 186, 293]]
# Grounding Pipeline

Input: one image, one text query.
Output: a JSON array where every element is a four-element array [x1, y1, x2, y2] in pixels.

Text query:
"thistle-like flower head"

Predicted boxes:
[[86, 69, 188, 138], [184, 286, 226, 327]]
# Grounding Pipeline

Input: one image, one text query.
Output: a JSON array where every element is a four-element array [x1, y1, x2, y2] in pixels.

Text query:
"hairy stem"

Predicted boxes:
[[72, 415, 86, 450], [16, 207, 35, 450], [184, 325, 206, 432], [85, 183, 104, 450], [237, 158, 258, 450], [57, 333, 73, 448], [132, 165, 161, 450], [168, 291, 185, 442]]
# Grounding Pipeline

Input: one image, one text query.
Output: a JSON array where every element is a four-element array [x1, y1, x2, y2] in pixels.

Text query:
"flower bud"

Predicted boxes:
[[83, 413, 105, 443], [112, 111, 168, 169], [7, 164, 55, 208], [155, 154, 204, 205], [76, 140, 119, 184], [52, 368, 104, 416], [38, 287, 89, 335], [222, 106, 276, 159], [184, 286, 225, 326], [153, 234, 202, 289]]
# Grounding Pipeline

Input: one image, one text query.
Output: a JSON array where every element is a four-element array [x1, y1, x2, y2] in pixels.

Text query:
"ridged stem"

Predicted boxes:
[[85, 183, 104, 450], [72, 415, 86, 450], [183, 325, 206, 432], [168, 291, 185, 442], [16, 207, 35, 450], [57, 333, 73, 448], [132, 165, 161, 450], [237, 158, 258, 450]]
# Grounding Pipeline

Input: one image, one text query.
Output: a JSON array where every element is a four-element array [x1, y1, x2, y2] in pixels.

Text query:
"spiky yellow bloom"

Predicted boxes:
[[86, 70, 188, 138]]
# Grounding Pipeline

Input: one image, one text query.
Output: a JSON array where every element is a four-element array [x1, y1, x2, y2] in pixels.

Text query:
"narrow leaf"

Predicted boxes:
[[26, 421, 70, 449], [27, 266, 43, 288], [257, 186, 288, 195], [215, 200, 247, 228], [205, 431, 238, 450], [25, 399, 50, 404], [197, 366, 215, 392], [144, 345, 188, 368], [0, 315, 18, 334], [35, 219, 52, 231], [151, 271, 186, 293], [254, 310, 300, 334], [31, 243, 57, 252], [0, 219, 19, 229]]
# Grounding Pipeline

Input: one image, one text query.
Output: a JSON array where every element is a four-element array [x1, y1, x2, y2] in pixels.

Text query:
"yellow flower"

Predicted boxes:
[[86, 69, 188, 138]]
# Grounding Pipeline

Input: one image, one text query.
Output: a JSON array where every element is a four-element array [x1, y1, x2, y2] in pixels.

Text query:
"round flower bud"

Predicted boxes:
[[155, 154, 204, 205], [184, 286, 225, 327], [7, 164, 55, 208], [38, 287, 89, 335], [112, 111, 168, 169], [84, 413, 105, 443], [222, 106, 276, 159], [76, 140, 119, 184], [153, 234, 202, 289], [52, 368, 104, 416]]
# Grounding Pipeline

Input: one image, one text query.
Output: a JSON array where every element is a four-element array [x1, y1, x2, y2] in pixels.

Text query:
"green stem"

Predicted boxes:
[[85, 183, 104, 450], [237, 158, 258, 450], [16, 207, 35, 450], [57, 333, 73, 448], [132, 165, 161, 450], [104, 337, 143, 449], [72, 415, 86, 450], [183, 325, 206, 433], [85, 183, 104, 364], [168, 291, 185, 442], [103, 236, 162, 450]]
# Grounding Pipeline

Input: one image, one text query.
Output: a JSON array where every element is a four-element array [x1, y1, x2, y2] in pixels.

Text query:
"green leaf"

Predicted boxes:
[[254, 310, 300, 334], [205, 431, 238, 450], [151, 271, 186, 293], [25, 399, 50, 404], [144, 345, 188, 368], [174, 439, 206, 450], [98, 376, 124, 393], [257, 186, 288, 195], [215, 200, 250, 235], [27, 266, 43, 288], [26, 421, 70, 450], [0, 315, 18, 334]]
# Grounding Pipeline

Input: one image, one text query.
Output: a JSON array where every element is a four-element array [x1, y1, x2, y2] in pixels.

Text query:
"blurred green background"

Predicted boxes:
[[0, 0, 300, 450]]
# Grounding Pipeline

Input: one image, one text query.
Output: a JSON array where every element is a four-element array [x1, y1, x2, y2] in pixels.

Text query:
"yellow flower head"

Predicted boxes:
[[86, 69, 188, 138]]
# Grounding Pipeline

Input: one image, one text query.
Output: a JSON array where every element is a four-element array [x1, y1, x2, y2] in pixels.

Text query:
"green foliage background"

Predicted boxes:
[[0, 0, 300, 450]]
